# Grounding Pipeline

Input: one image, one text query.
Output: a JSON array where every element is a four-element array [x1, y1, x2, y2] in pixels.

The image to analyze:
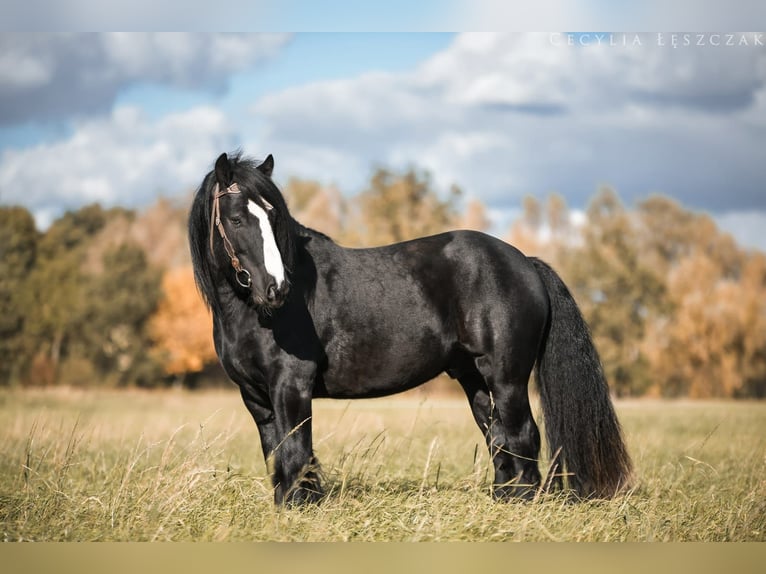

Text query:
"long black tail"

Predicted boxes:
[[530, 258, 633, 498]]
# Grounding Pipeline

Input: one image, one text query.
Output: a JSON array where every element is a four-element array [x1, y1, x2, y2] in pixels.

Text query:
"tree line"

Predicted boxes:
[[1, 167, 764, 397]]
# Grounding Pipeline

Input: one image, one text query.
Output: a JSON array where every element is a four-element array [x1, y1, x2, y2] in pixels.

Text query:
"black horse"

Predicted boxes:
[[189, 152, 632, 506]]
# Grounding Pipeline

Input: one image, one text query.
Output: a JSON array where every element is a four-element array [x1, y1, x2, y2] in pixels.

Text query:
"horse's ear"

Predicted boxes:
[[215, 153, 233, 187], [258, 154, 274, 178]]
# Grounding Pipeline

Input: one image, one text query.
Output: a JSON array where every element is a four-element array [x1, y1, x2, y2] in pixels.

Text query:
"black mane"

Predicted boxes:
[[188, 152, 299, 315]]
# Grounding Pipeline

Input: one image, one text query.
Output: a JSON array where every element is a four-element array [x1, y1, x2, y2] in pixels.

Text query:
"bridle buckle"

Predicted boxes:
[[235, 268, 252, 288]]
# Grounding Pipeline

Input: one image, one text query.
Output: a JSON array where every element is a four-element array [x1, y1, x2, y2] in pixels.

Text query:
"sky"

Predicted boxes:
[[0, 32, 764, 250]]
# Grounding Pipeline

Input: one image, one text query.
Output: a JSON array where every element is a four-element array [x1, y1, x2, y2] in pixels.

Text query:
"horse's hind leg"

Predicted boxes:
[[455, 364, 493, 447], [473, 352, 542, 500], [454, 355, 541, 500]]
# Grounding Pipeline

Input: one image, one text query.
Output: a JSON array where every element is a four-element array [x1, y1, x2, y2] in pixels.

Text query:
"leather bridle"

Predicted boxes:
[[209, 182, 252, 288]]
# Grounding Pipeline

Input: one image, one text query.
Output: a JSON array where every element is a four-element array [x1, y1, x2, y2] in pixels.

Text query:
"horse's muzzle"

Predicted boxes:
[[255, 282, 288, 310]]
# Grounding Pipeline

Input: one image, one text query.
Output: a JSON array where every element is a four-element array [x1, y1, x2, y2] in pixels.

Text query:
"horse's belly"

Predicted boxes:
[[318, 328, 449, 398]]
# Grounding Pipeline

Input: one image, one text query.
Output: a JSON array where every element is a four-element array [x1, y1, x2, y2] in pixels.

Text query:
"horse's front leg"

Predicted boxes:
[[238, 383, 280, 466], [271, 376, 323, 506]]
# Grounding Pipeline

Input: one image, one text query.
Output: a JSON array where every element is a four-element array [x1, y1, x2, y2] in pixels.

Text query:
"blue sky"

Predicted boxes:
[[115, 34, 455, 118], [0, 32, 764, 250]]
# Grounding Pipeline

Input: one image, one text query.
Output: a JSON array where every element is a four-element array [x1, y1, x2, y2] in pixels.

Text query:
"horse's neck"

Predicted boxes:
[[213, 279, 257, 328], [291, 228, 337, 282], [295, 226, 337, 259]]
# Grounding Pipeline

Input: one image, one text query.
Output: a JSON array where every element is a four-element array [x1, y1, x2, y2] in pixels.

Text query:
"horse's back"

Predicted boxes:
[[385, 230, 548, 324]]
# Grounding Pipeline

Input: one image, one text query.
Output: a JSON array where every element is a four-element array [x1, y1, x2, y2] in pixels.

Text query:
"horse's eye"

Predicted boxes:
[[230, 217, 242, 226]]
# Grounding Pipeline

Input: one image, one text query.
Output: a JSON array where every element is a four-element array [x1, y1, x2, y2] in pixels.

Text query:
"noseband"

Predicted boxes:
[[209, 182, 252, 289]]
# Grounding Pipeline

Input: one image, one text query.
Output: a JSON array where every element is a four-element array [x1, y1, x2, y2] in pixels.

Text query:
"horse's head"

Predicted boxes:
[[209, 152, 292, 310]]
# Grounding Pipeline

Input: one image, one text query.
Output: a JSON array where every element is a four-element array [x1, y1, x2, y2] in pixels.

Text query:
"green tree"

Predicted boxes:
[[78, 243, 163, 387], [19, 204, 112, 384], [17, 203, 163, 387], [0, 206, 38, 385]]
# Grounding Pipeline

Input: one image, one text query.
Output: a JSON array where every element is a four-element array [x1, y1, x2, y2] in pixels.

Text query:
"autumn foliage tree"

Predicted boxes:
[[353, 167, 460, 246], [557, 189, 666, 396], [1, 164, 764, 397], [506, 193, 573, 262], [282, 178, 348, 241], [517, 190, 766, 398], [460, 198, 491, 232], [150, 265, 216, 380], [635, 196, 766, 397]]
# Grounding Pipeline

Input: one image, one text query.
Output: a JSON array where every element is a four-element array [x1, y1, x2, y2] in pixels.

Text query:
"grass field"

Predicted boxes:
[[0, 388, 764, 541]]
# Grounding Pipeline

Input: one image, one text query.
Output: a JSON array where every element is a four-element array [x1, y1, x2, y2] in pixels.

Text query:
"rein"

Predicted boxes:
[[209, 182, 252, 288]]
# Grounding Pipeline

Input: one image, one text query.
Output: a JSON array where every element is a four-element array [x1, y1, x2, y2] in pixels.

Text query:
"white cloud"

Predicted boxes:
[[2, 31, 764, 253], [0, 105, 235, 226], [0, 33, 290, 124], [0, 51, 51, 89], [419, 33, 577, 110], [252, 32, 766, 220]]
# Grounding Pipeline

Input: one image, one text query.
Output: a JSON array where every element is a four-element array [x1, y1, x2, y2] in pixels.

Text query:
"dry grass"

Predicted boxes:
[[0, 388, 764, 541]]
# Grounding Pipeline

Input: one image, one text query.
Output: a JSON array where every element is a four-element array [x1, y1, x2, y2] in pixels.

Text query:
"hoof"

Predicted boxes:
[[493, 483, 538, 502], [278, 483, 325, 507]]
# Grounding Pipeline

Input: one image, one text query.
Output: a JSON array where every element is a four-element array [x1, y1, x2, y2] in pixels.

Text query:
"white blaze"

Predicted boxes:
[[247, 200, 285, 288]]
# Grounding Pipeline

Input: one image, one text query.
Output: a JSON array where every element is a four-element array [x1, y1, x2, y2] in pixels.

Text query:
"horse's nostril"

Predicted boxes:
[[267, 284, 277, 302]]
